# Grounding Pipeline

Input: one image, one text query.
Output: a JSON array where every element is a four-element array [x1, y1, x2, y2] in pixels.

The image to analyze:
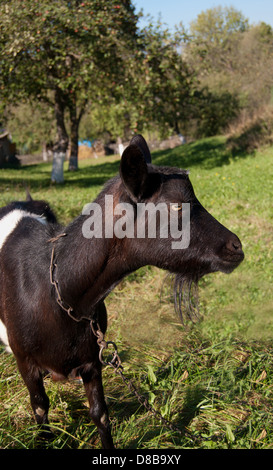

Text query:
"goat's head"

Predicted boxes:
[[118, 135, 244, 321]]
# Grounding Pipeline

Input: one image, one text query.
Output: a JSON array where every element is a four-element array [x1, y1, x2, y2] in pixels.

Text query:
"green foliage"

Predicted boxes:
[[78, 20, 195, 141], [0, 0, 143, 167], [0, 0, 139, 101], [1, 3, 273, 155], [7, 102, 55, 154], [135, 22, 195, 137], [0, 0, 196, 163], [187, 6, 249, 74], [190, 5, 249, 38], [190, 88, 240, 138], [181, 6, 273, 142]]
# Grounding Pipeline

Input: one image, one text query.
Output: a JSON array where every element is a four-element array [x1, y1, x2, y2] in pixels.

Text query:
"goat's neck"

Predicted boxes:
[[55, 215, 139, 319]]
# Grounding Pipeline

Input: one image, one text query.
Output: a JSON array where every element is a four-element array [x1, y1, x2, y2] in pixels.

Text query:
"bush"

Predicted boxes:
[[190, 88, 240, 139]]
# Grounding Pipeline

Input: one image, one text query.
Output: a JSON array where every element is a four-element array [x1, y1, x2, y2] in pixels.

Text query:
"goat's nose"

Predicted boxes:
[[226, 235, 243, 254]]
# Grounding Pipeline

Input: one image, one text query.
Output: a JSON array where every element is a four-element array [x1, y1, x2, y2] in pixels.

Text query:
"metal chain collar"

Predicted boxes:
[[49, 233, 92, 323], [48, 234, 184, 435]]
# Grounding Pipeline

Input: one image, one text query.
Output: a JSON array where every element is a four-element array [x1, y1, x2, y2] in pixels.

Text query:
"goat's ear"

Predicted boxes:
[[129, 134, 152, 163], [120, 144, 150, 202]]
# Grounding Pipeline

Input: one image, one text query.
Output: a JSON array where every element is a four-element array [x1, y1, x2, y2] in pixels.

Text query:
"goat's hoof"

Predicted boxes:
[[38, 425, 55, 440]]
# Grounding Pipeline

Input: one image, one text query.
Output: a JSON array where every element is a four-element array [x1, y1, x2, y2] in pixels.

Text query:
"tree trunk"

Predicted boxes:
[[51, 89, 69, 184], [68, 103, 78, 171], [68, 97, 87, 171]]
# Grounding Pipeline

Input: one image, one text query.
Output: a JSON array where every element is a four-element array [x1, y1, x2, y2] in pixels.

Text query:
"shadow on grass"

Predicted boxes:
[[106, 366, 207, 449], [152, 136, 249, 170], [122, 384, 207, 449], [0, 136, 251, 194], [0, 159, 122, 194]]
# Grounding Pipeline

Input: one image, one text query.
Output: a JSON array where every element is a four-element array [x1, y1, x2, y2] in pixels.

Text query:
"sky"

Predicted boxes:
[[133, 0, 273, 30]]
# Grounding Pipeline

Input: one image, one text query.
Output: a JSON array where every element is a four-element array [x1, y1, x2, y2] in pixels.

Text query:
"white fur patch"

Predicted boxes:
[[0, 209, 47, 353], [0, 209, 46, 251], [35, 407, 45, 417], [0, 320, 12, 353]]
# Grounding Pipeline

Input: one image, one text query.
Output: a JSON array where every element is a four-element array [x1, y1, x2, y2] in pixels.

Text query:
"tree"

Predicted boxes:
[[190, 88, 240, 138], [5, 102, 55, 155], [137, 22, 196, 136], [79, 22, 195, 141], [0, 0, 140, 181], [185, 11, 273, 114], [180, 7, 256, 137], [186, 6, 249, 74]]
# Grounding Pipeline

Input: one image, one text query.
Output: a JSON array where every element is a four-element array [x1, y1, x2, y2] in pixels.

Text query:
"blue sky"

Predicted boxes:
[[133, 0, 273, 30]]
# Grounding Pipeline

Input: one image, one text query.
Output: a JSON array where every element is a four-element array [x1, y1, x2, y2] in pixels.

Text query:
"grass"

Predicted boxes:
[[0, 136, 272, 449]]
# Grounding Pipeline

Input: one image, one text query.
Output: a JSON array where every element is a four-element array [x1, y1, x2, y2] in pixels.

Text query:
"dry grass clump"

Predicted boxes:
[[226, 105, 273, 153]]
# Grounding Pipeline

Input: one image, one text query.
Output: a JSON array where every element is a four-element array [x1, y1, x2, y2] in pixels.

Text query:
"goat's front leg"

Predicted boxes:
[[16, 356, 50, 431], [81, 364, 114, 449]]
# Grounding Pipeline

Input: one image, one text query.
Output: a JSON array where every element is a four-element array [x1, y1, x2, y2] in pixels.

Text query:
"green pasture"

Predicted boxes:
[[0, 136, 272, 449]]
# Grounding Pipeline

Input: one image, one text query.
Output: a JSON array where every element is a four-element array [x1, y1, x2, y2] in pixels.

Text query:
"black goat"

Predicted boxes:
[[0, 135, 244, 448]]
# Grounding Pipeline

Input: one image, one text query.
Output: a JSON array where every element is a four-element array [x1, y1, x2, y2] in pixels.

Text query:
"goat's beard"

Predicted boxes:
[[162, 273, 200, 324]]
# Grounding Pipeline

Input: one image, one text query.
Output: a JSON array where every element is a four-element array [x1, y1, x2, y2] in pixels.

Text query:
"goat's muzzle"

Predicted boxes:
[[218, 233, 244, 273]]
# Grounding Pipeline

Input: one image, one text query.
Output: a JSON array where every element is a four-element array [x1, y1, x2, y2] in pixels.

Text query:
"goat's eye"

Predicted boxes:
[[171, 203, 183, 211]]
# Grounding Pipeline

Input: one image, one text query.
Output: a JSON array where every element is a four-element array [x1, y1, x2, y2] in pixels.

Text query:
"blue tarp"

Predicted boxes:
[[78, 140, 93, 148]]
